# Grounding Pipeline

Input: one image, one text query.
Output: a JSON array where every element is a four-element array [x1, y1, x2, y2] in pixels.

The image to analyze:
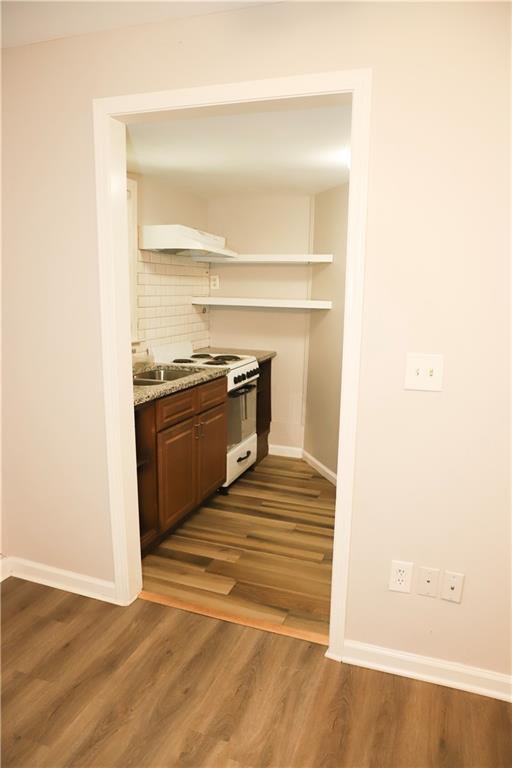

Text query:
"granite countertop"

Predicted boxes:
[[195, 346, 277, 364], [133, 363, 228, 407]]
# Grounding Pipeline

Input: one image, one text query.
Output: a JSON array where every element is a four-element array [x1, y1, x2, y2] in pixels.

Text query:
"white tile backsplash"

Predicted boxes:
[[135, 251, 210, 350]]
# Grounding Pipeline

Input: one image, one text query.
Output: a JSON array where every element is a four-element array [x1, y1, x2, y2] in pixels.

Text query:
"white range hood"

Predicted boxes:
[[138, 224, 237, 259]]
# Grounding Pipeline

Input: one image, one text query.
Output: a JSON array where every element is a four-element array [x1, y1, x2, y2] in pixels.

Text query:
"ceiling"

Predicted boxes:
[[1, 1, 256, 48], [126, 95, 352, 196]]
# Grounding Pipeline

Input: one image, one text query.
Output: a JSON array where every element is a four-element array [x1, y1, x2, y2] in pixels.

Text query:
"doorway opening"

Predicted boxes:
[[93, 71, 371, 660], [126, 94, 350, 645]]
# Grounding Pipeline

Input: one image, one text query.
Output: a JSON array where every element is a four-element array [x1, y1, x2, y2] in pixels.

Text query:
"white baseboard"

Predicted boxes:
[[268, 445, 337, 486], [0, 556, 14, 582], [268, 444, 303, 459], [2, 556, 125, 604], [326, 640, 512, 703], [302, 450, 337, 485]]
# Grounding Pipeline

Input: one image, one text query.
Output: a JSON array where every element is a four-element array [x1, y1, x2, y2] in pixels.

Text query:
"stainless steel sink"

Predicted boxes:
[[133, 368, 195, 386]]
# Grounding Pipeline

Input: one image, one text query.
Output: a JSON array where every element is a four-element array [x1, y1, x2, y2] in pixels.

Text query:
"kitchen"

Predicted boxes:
[[127, 95, 351, 644]]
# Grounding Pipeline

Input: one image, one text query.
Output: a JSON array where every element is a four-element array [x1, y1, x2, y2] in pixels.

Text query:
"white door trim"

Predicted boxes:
[[92, 70, 372, 653]]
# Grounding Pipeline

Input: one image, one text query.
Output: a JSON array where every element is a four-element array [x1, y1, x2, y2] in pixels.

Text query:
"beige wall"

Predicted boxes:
[[131, 175, 210, 351], [2, 3, 510, 674], [304, 184, 349, 473], [207, 193, 312, 448]]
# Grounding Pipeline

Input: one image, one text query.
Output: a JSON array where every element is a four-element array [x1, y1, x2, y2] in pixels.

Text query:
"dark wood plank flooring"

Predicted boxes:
[[141, 455, 335, 644], [2, 577, 511, 768]]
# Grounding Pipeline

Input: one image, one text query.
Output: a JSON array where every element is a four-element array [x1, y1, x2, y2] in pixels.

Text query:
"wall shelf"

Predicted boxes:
[[191, 254, 333, 265], [191, 297, 332, 310]]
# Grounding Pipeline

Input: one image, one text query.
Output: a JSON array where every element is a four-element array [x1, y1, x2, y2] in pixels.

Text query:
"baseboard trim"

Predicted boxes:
[[268, 444, 303, 459], [3, 556, 124, 604], [302, 450, 337, 485], [336, 639, 512, 703], [268, 445, 337, 486], [0, 556, 14, 582]]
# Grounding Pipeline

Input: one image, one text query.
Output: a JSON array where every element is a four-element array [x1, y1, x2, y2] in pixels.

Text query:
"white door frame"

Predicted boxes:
[[93, 69, 372, 659]]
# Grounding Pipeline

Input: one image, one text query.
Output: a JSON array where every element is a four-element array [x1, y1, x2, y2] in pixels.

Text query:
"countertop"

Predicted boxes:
[[195, 346, 277, 364], [133, 348, 276, 406], [133, 363, 228, 407]]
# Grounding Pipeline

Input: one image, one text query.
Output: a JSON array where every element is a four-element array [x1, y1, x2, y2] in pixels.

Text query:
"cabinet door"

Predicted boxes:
[[157, 417, 197, 532], [198, 404, 227, 502], [135, 403, 159, 552]]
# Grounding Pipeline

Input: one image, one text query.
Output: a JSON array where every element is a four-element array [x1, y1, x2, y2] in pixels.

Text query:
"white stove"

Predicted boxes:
[[152, 342, 259, 392]]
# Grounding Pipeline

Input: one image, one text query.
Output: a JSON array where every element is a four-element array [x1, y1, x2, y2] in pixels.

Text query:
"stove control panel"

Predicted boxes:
[[228, 361, 259, 392]]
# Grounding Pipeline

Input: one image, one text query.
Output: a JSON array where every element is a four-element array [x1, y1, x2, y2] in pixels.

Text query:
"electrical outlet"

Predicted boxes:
[[404, 353, 444, 391], [210, 274, 220, 290], [389, 560, 413, 593], [417, 566, 440, 597], [441, 571, 464, 603]]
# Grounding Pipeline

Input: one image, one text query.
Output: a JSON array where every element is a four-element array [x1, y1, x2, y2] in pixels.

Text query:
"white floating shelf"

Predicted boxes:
[[191, 297, 332, 310], [191, 254, 333, 265]]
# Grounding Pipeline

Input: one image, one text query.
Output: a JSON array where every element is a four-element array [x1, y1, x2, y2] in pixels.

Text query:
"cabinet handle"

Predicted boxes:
[[194, 424, 200, 440], [237, 450, 251, 463]]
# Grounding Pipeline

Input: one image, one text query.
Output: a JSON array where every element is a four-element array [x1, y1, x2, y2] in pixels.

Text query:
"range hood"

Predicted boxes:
[[138, 224, 237, 259]]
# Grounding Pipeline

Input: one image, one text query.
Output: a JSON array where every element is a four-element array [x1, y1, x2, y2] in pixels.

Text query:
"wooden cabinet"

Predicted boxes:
[[135, 376, 227, 553], [157, 417, 197, 532], [135, 403, 159, 551], [256, 358, 272, 463], [197, 404, 228, 500], [156, 388, 196, 431]]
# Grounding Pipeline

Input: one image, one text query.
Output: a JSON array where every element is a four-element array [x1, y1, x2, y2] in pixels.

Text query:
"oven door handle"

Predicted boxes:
[[236, 450, 252, 463], [229, 385, 256, 397]]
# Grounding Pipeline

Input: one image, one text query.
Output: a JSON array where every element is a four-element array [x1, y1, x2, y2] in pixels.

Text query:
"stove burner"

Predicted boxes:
[[214, 355, 241, 362], [205, 360, 228, 366], [173, 358, 193, 363], [191, 353, 213, 359]]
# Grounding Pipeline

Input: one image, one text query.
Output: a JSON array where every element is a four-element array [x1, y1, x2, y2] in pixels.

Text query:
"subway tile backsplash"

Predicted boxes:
[[135, 251, 210, 349]]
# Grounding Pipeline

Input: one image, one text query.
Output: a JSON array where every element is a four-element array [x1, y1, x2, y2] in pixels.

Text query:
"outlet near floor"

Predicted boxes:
[[389, 560, 413, 593], [388, 560, 465, 603]]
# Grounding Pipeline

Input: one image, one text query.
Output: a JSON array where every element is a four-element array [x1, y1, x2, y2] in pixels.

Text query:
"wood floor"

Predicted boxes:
[[141, 455, 335, 644], [3, 577, 512, 768]]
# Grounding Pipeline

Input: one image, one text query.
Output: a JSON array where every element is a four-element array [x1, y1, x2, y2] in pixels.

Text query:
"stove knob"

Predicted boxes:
[[242, 373, 247, 380], [234, 375, 240, 383]]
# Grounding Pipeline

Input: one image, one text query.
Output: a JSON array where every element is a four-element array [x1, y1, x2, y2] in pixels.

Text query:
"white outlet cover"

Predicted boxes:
[[417, 566, 440, 597], [209, 274, 220, 290], [404, 353, 444, 391], [389, 560, 413, 593], [441, 570, 464, 603]]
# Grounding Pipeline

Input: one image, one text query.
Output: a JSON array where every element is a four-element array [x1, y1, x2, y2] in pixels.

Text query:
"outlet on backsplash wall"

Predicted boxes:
[[135, 250, 211, 351]]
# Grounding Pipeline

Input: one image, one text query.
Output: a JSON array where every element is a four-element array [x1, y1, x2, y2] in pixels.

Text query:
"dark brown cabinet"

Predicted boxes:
[[197, 404, 228, 500], [256, 358, 272, 463], [157, 416, 197, 532], [135, 377, 227, 553], [135, 402, 159, 551]]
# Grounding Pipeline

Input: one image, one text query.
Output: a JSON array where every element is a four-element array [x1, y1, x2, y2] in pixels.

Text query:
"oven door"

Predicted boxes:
[[227, 384, 257, 449]]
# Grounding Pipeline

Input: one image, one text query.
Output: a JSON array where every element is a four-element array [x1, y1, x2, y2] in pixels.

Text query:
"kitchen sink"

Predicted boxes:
[[133, 368, 196, 386]]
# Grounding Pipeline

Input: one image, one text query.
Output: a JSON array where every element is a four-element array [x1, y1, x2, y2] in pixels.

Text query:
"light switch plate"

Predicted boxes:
[[405, 353, 444, 391], [441, 571, 464, 603], [417, 566, 440, 597]]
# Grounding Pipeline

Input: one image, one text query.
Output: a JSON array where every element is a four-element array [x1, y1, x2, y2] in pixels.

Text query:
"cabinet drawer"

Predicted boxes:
[[156, 389, 196, 431], [196, 377, 227, 413]]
